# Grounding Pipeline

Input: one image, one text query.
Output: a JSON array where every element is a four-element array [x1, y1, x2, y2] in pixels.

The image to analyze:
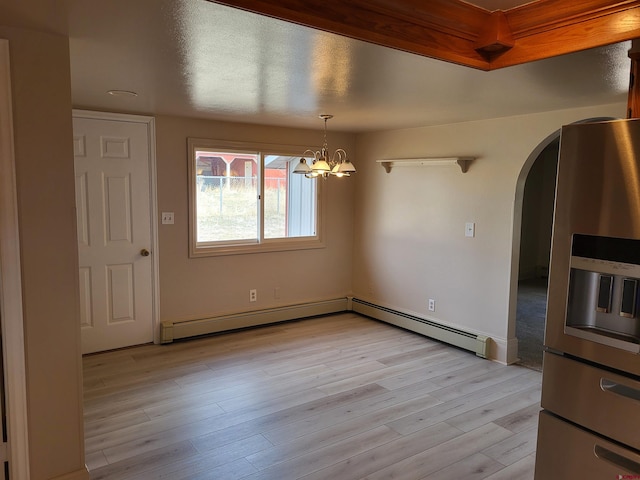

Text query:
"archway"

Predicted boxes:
[[515, 138, 559, 370], [507, 117, 617, 367]]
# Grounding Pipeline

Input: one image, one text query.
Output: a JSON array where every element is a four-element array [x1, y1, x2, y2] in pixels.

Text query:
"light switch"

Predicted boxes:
[[465, 222, 475, 237], [162, 212, 175, 225]]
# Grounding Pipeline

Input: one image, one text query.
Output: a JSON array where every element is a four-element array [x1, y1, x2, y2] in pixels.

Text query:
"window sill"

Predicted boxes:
[[189, 238, 325, 257]]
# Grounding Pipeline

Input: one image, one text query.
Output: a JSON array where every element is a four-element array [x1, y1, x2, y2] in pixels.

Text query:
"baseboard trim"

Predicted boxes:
[[505, 336, 520, 365], [487, 336, 513, 365], [160, 298, 349, 343], [51, 466, 90, 480]]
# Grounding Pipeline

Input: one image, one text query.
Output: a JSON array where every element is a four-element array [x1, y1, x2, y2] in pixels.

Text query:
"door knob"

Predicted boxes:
[[140, 249, 151, 257]]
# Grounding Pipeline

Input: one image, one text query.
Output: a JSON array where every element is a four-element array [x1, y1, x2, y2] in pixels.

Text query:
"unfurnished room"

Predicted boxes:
[[1, 1, 640, 479]]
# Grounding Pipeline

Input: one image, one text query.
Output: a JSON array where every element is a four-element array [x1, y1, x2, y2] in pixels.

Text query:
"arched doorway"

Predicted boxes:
[[508, 117, 617, 369], [516, 138, 559, 370]]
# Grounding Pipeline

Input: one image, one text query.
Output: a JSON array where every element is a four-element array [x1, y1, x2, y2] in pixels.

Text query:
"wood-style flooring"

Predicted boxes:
[[83, 312, 541, 480]]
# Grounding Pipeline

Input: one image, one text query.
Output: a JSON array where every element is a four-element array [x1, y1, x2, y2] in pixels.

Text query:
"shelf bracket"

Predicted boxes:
[[379, 161, 393, 173], [456, 158, 472, 173]]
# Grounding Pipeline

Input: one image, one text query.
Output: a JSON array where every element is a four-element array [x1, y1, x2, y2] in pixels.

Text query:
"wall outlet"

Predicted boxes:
[[249, 289, 257, 302], [274, 287, 280, 299], [428, 298, 436, 312]]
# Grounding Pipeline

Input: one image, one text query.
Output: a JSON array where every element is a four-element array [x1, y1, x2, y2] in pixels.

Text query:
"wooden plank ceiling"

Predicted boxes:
[[208, 0, 640, 71]]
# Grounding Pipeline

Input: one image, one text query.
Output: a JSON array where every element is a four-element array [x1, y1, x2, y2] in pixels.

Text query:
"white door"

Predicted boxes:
[[73, 113, 156, 354]]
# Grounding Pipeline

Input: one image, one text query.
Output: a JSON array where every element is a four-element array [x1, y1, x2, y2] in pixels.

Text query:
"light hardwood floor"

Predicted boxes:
[[84, 312, 541, 480]]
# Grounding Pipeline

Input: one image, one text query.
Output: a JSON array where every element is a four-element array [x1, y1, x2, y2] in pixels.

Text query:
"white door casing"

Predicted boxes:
[[73, 111, 158, 354], [0, 38, 30, 480]]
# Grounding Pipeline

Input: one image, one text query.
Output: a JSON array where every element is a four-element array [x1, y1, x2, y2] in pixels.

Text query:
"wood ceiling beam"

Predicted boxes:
[[495, 0, 640, 67], [209, 0, 640, 70]]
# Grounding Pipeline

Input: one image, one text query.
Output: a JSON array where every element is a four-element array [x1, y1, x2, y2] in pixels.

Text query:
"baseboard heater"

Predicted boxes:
[[350, 298, 490, 358], [160, 298, 349, 343], [160, 297, 489, 358]]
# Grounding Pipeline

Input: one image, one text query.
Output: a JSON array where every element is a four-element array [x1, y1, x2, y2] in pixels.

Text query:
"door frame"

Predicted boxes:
[[0, 39, 31, 478], [72, 109, 160, 344]]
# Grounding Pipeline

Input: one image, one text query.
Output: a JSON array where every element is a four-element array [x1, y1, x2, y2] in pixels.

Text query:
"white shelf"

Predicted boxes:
[[376, 157, 474, 173]]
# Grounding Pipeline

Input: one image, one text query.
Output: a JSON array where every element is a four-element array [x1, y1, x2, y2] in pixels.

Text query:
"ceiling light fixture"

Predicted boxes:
[[293, 114, 356, 178]]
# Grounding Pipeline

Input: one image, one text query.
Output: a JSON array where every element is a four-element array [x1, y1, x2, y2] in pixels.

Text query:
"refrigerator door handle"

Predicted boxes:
[[594, 445, 640, 474], [600, 378, 640, 402]]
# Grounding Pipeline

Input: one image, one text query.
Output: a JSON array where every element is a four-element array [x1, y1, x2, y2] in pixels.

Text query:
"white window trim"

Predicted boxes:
[[188, 137, 326, 257]]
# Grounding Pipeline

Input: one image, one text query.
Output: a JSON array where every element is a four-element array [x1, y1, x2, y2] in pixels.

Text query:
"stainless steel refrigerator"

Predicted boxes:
[[535, 119, 640, 478]]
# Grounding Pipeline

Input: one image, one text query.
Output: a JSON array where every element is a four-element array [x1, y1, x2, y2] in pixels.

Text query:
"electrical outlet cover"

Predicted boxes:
[[465, 222, 475, 237], [162, 212, 175, 225]]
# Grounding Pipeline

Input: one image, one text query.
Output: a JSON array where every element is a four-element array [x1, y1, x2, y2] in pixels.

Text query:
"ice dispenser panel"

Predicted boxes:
[[566, 234, 640, 353]]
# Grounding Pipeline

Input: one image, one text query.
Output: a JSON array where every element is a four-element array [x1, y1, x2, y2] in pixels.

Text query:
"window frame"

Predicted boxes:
[[188, 137, 325, 257]]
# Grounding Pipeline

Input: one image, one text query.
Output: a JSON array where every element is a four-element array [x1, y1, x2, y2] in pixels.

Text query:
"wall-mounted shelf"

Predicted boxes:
[[377, 157, 475, 173]]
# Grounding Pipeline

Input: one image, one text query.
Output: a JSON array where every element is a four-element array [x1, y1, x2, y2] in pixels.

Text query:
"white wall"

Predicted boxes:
[[352, 103, 625, 363]]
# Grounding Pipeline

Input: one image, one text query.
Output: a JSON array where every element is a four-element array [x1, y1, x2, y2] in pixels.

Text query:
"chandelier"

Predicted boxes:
[[293, 114, 356, 178]]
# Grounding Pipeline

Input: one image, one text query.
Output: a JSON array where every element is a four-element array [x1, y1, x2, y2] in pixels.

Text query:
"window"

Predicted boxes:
[[188, 138, 323, 256]]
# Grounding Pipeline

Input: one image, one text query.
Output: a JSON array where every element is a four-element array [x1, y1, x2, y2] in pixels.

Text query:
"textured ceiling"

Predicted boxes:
[[5, 0, 632, 132]]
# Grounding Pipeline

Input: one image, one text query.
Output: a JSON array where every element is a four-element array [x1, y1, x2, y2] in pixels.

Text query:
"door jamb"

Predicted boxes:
[[0, 39, 31, 479]]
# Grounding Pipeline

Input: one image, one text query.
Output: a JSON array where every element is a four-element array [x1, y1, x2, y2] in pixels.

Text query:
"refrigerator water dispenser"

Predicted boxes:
[[565, 234, 640, 353]]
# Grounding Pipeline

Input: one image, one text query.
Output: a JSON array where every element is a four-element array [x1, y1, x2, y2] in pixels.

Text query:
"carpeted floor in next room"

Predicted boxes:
[[515, 278, 548, 371]]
